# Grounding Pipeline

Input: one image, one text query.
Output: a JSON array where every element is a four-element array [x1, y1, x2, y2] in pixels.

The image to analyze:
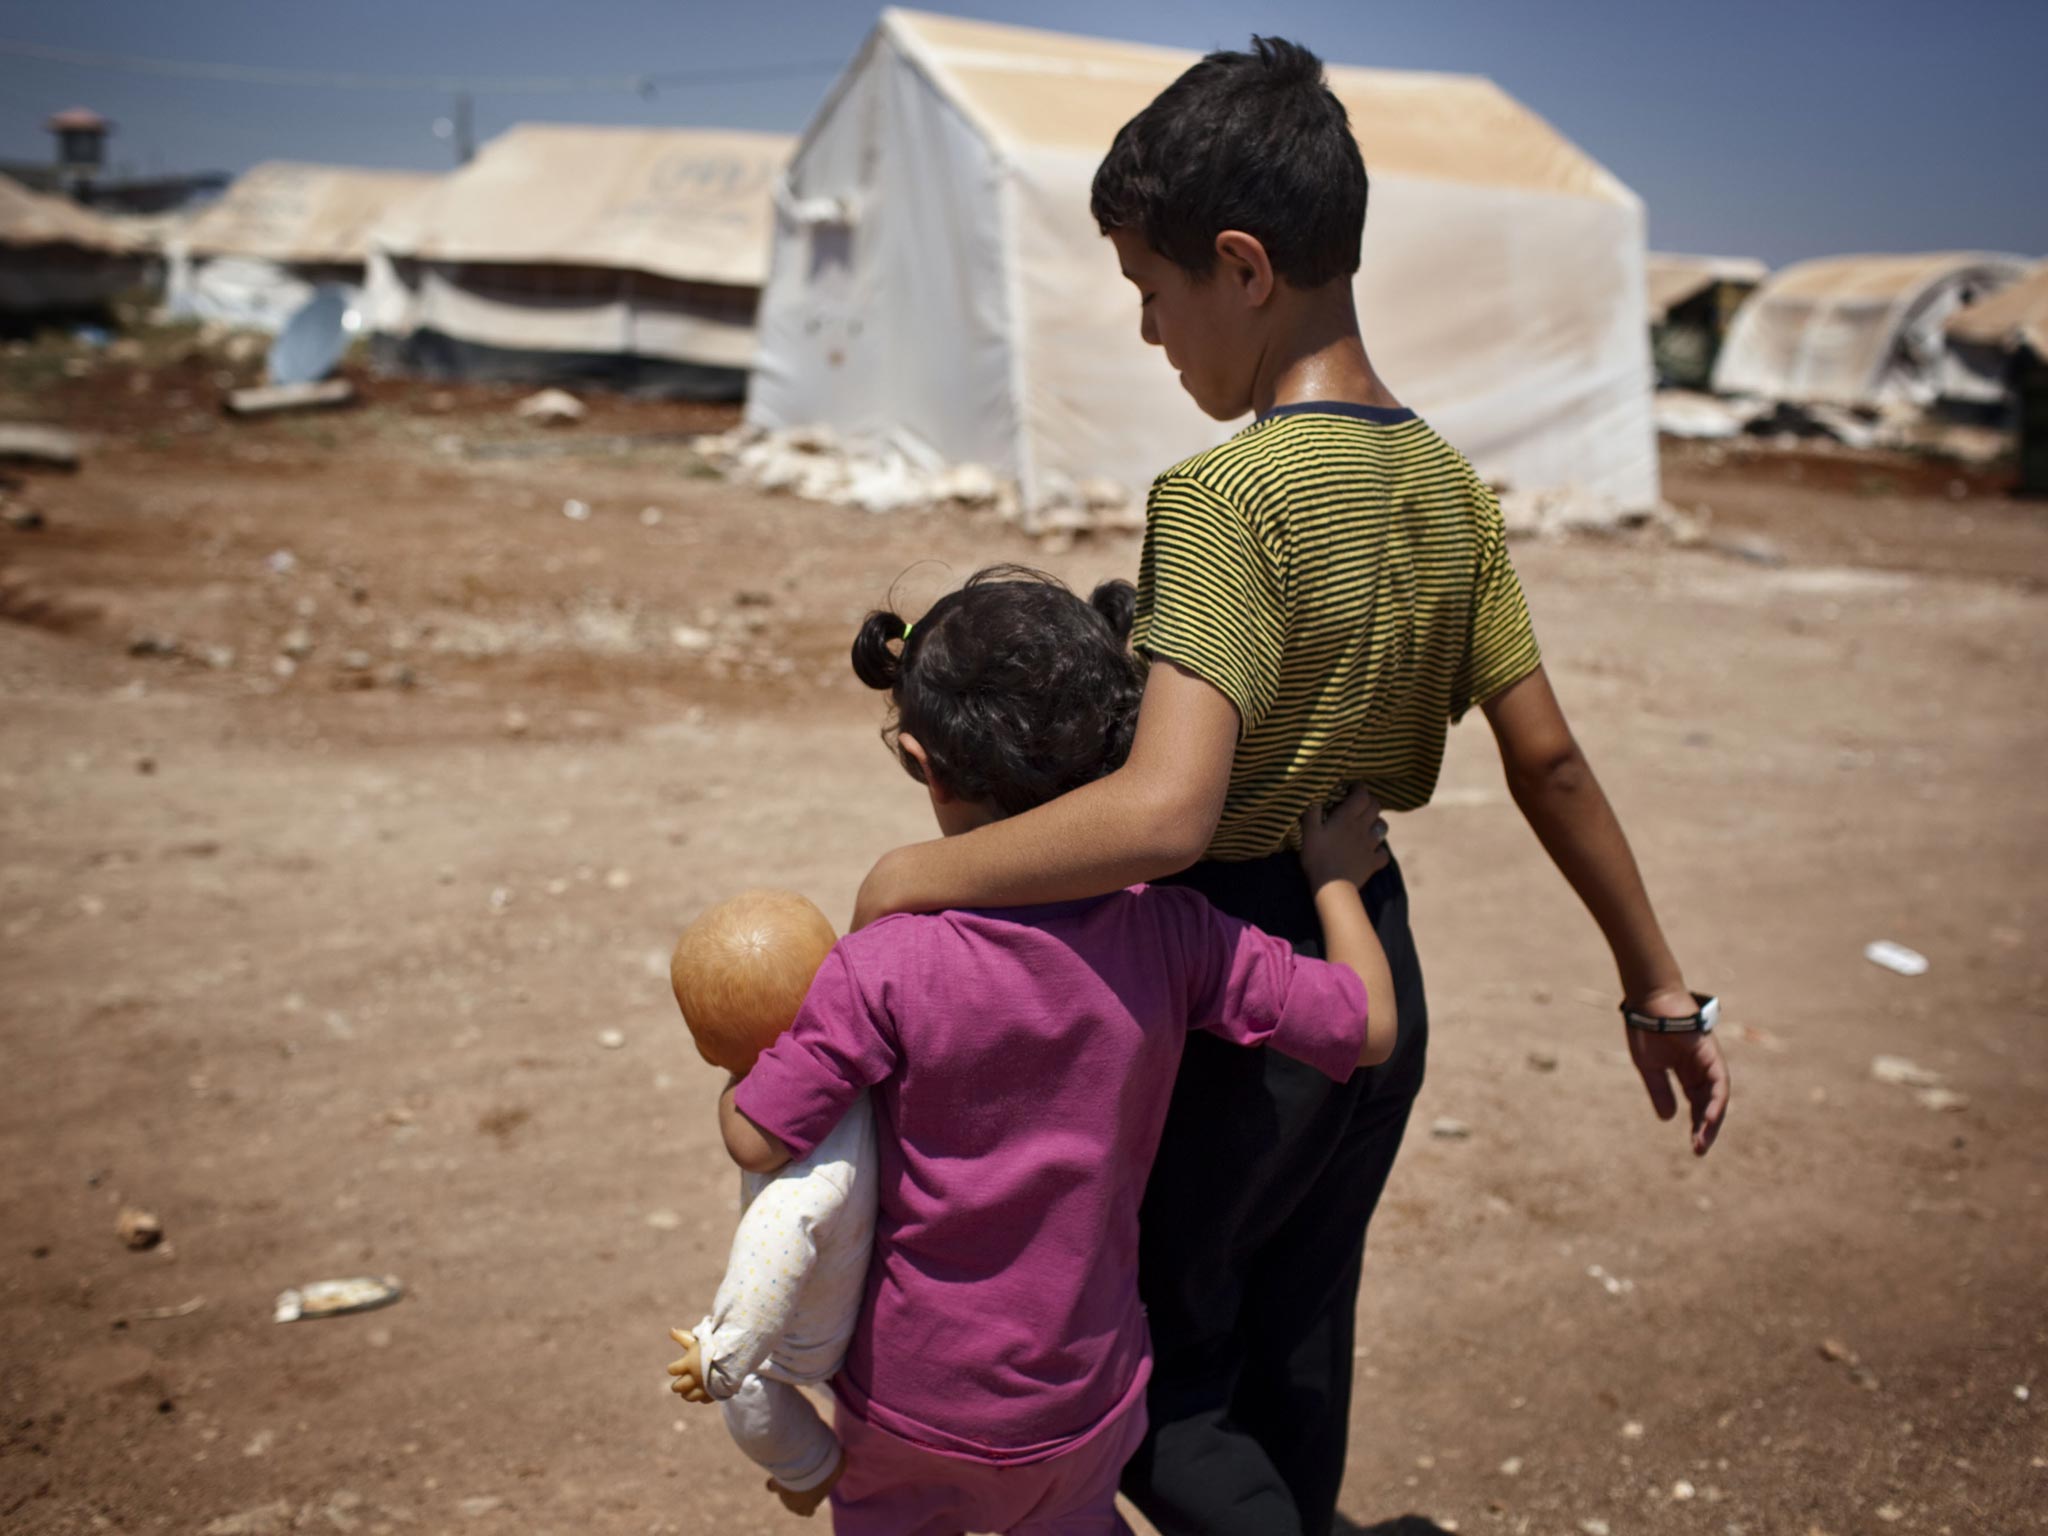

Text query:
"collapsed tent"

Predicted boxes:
[[1711, 252, 2029, 410], [363, 125, 791, 399], [1646, 253, 1766, 390], [748, 8, 1660, 509], [166, 162, 438, 332], [0, 175, 144, 319]]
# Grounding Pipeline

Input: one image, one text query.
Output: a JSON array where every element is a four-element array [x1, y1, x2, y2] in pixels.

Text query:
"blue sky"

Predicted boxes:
[[2, 0, 2043, 266]]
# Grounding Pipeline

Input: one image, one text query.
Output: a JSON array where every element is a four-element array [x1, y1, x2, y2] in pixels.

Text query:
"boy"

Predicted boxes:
[[852, 35, 1730, 1536]]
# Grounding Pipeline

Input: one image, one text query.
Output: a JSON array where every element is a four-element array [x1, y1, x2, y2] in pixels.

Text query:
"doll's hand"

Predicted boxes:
[[666, 1326, 712, 1404]]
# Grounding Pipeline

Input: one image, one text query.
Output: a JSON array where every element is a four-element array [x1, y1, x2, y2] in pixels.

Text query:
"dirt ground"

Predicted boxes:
[[2, 351, 2044, 1536]]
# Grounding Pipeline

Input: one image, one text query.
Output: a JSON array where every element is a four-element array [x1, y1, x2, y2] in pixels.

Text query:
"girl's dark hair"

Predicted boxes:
[[1090, 35, 1366, 289], [851, 566, 1143, 818]]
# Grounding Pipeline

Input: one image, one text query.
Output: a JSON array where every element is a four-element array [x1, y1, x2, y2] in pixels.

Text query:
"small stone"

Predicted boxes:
[[562, 498, 591, 522], [117, 1207, 163, 1250], [639, 506, 664, 526], [1672, 1479, 1696, 1501], [201, 1500, 296, 1536], [670, 625, 714, 654], [1578, 1522, 1611, 1536], [515, 388, 585, 426], [598, 1029, 625, 1050], [241, 1429, 275, 1458], [644, 1210, 681, 1231], [1621, 1420, 1644, 1439], [2017, 1384, 2032, 1402], [1497, 1456, 1522, 1476], [1819, 1338, 1853, 1362], [604, 867, 632, 891], [1430, 1117, 1471, 1140], [488, 886, 511, 914], [135, 754, 157, 775], [502, 708, 530, 737], [457, 1496, 503, 1518], [1875, 1505, 1903, 1523], [1526, 1048, 1559, 1072], [265, 549, 297, 575], [340, 649, 372, 672], [1915, 1087, 1969, 1113]]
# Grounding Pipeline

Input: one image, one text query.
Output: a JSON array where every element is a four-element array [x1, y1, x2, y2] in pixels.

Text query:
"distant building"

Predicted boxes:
[[0, 174, 145, 326], [0, 106, 226, 217]]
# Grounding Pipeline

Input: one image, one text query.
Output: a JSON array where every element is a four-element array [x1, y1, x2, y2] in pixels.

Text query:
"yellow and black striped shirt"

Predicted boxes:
[[1132, 403, 1542, 861]]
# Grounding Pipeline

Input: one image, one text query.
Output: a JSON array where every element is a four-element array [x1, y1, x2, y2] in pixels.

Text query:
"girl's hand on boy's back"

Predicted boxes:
[[1299, 785, 1390, 890]]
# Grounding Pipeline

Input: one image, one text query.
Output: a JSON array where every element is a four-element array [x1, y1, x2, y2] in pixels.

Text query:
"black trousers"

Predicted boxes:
[[1121, 852, 1429, 1536]]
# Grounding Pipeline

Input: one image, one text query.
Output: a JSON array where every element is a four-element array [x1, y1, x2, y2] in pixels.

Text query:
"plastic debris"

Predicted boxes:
[[515, 388, 586, 426], [1864, 940, 1928, 976], [273, 1274, 403, 1323]]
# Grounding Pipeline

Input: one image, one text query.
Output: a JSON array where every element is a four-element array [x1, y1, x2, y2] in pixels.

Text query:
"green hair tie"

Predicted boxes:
[[902, 621, 914, 643]]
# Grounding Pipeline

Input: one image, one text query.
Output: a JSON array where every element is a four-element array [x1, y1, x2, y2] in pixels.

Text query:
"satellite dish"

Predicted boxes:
[[268, 285, 361, 386]]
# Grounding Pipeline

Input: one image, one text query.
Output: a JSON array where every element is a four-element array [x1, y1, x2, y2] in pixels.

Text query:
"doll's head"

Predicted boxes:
[[670, 889, 838, 1077]]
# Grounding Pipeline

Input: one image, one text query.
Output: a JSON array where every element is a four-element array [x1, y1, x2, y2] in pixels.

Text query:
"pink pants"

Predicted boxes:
[[827, 1396, 1146, 1536]]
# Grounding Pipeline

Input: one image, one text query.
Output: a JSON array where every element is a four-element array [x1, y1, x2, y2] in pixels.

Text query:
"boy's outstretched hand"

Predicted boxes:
[[666, 1326, 712, 1404], [1624, 1005, 1729, 1157]]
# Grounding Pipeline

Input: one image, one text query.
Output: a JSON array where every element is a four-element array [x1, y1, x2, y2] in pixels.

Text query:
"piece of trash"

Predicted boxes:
[[117, 1207, 163, 1250], [268, 285, 359, 386], [515, 388, 585, 426], [124, 1296, 206, 1323], [1870, 1055, 1941, 1088], [1864, 941, 1928, 976], [225, 379, 357, 417], [274, 1275, 403, 1323], [561, 498, 591, 521], [1430, 1117, 1470, 1140]]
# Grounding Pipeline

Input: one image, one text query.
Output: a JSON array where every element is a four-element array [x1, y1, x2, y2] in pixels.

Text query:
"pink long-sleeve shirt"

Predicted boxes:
[[733, 884, 1368, 1463]]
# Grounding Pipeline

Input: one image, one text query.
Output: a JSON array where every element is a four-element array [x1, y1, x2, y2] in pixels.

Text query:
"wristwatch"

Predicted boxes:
[[1620, 992, 1719, 1035]]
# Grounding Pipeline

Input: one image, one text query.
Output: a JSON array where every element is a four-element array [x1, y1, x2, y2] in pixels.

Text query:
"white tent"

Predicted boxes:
[[166, 162, 438, 332], [748, 9, 1659, 509], [364, 125, 791, 398], [1712, 252, 2029, 409], [0, 176, 143, 316]]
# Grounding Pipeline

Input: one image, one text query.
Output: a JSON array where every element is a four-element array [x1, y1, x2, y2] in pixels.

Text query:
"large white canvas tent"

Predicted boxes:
[[1712, 252, 2029, 410], [364, 125, 791, 398], [166, 162, 437, 332], [748, 9, 1659, 508], [0, 175, 143, 318]]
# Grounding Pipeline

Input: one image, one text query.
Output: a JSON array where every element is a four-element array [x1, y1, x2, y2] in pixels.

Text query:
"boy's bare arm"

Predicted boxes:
[[851, 661, 1240, 927], [1481, 667, 1729, 1155]]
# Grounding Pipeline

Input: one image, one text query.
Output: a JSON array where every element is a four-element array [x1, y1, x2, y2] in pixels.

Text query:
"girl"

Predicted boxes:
[[718, 567, 1395, 1534]]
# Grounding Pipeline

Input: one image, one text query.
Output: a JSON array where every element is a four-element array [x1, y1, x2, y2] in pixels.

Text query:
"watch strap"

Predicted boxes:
[[1620, 992, 1719, 1034]]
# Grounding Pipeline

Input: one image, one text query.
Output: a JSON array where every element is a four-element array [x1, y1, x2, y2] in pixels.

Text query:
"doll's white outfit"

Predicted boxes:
[[695, 1092, 876, 1492]]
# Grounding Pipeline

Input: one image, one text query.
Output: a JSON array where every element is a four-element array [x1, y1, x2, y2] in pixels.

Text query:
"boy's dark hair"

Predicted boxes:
[[1090, 35, 1366, 289], [851, 567, 1142, 819]]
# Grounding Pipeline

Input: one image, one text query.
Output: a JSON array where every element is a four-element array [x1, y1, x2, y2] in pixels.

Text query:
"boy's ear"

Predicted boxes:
[[896, 732, 957, 804], [1214, 229, 1276, 308]]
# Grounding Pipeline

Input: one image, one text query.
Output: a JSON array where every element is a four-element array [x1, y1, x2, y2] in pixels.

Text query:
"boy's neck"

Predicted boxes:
[[1250, 283, 1401, 419]]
